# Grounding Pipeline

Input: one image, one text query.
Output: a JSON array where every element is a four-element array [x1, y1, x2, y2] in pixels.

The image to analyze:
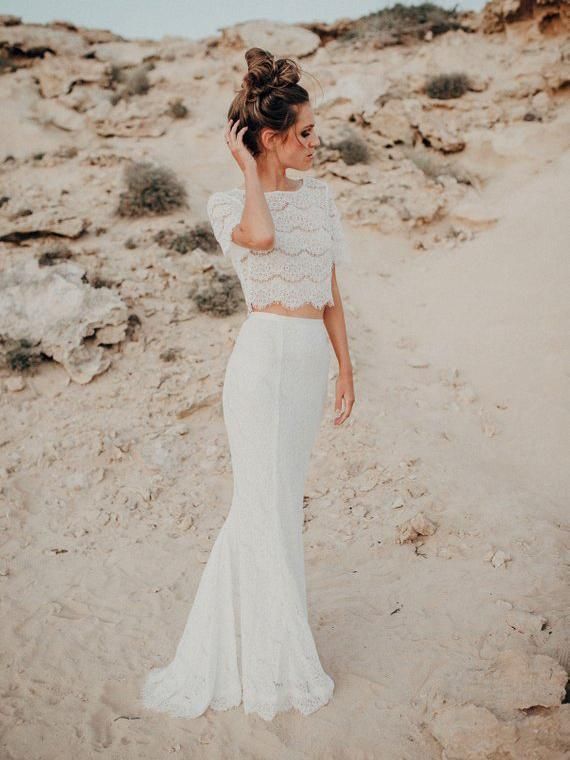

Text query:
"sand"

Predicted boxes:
[[1, 5, 569, 759]]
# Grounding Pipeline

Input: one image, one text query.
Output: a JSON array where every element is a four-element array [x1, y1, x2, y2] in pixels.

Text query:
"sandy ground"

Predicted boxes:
[[1, 8, 569, 760]]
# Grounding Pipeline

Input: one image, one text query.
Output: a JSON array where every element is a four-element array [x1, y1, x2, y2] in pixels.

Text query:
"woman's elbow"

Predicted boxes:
[[249, 233, 275, 251]]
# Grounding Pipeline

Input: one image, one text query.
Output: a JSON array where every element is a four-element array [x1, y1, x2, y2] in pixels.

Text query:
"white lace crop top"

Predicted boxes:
[[206, 175, 350, 314]]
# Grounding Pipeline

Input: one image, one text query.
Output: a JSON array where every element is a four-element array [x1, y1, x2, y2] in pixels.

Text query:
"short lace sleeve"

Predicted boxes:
[[206, 191, 247, 262], [326, 184, 351, 268]]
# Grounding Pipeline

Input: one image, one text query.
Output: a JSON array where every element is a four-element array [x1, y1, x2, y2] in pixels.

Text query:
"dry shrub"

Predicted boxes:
[[425, 72, 470, 99], [154, 223, 217, 254], [329, 130, 371, 165], [188, 271, 244, 317], [168, 98, 189, 118], [340, 2, 466, 44], [0, 336, 45, 373], [117, 161, 188, 217]]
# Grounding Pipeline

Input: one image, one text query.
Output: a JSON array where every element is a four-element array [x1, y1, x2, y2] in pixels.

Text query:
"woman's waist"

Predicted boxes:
[[250, 303, 325, 322]]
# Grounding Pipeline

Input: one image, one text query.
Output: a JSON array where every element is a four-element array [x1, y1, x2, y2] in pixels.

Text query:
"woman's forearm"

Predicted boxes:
[[323, 269, 352, 375], [239, 165, 275, 247]]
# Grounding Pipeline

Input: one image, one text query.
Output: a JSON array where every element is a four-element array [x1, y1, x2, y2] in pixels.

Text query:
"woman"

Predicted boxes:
[[141, 47, 354, 721]]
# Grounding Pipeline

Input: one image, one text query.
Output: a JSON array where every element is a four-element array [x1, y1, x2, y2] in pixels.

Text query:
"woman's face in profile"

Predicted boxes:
[[268, 101, 320, 170]]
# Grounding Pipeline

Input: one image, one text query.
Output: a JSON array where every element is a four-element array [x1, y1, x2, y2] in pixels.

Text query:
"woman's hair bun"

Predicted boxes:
[[242, 47, 301, 99]]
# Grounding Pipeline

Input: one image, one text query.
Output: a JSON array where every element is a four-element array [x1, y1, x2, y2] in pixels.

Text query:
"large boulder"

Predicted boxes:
[[220, 20, 321, 57], [0, 259, 129, 383]]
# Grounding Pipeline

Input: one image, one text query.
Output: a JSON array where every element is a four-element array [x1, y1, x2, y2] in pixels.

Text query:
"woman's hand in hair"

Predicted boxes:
[[226, 119, 257, 173]]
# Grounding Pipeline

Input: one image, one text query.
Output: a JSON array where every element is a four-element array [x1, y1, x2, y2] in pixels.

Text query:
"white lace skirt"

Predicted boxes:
[[140, 311, 334, 721]]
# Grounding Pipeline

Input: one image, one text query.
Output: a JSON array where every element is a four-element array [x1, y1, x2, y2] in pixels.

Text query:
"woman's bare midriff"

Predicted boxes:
[[251, 303, 325, 320]]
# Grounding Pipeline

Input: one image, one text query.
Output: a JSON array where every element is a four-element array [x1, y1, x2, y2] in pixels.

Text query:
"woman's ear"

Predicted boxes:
[[260, 126, 277, 153]]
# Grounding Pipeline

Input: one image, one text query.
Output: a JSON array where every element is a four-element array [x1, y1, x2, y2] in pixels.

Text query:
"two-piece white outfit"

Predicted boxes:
[[141, 175, 351, 721]]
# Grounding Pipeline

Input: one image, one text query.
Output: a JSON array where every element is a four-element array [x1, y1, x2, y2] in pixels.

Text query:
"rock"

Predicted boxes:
[[505, 608, 547, 635], [429, 704, 517, 760], [368, 102, 416, 146], [407, 483, 428, 498], [484, 650, 568, 717], [0, 259, 128, 383], [31, 98, 86, 132], [34, 57, 107, 98], [91, 100, 171, 138], [336, 162, 447, 232], [447, 199, 499, 232], [4, 376, 25, 392], [487, 549, 512, 567], [541, 40, 570, 91], [482, 0, 570, 34], [412, 111, 466, 153], [395, 511, 437, 543], [158, 251, 211, 284], [0, 22, 90, 57], [90, 40, 160, 66], [497, 74, 546, 99], [221, 20, 321, 58], [531, 91, 551, 114], [350, 504, 370, 520], [0, 15, 21, 26], [0, 210, 88, 242], [351, 467, 381, 494]]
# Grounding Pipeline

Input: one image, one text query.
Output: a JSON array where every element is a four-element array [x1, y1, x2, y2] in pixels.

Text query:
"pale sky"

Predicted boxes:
[[1, 0, 486, 41]]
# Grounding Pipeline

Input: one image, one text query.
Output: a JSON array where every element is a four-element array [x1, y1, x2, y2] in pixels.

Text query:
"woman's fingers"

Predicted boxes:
[[334, 393, 354, 425], [225, 119, 247, 151], [225, 118, 237, 143]]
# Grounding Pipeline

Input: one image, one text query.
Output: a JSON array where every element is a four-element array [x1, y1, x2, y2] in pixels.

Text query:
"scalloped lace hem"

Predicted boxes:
[[141, 670, 335, 721], [248, 297, 335, 312]]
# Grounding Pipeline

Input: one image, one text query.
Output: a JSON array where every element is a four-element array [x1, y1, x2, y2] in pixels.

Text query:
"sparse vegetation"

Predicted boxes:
[[88, 275, 116, 289], [404, 148, 475, 186], [0, 336, 45, 373], [107, 63, 124, 85], [125, 313, 142, 340], [339, 3, 466, 45], [55, 145, 78, 159], [160, 347, 181, 362], [117, 161, 188, 217], [123, 67, 151, 97], [167, 98, 189, 119], [107, 63, 153, 105], [425, 72, 470, 99], [188, 270, 244, 317], [329, 130, 371, 165], [154, 223, 217, 254], [37, 243, 73, 266]]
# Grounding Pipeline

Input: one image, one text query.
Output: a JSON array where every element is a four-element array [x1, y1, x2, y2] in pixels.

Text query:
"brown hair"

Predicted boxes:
[[228, 47, 319, 158]]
